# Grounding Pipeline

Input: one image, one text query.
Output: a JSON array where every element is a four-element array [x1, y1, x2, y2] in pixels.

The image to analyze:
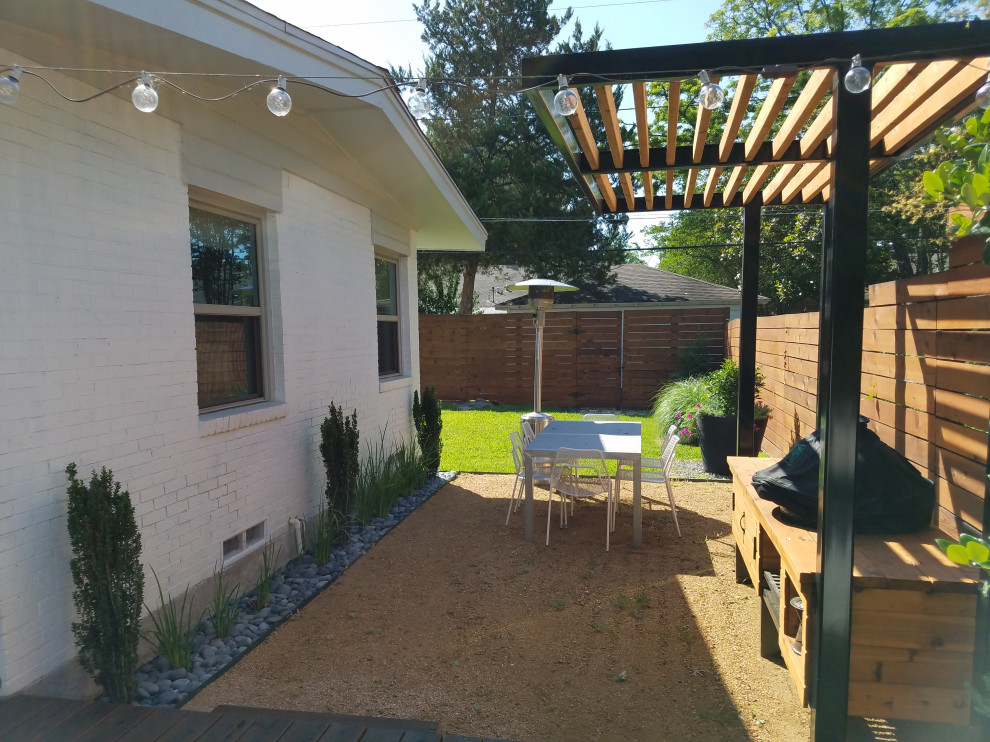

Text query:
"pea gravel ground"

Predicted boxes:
[[185, 474, 967, 742]]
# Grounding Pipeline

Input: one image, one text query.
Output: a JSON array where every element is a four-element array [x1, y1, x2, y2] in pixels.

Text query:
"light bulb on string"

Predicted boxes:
[[407, 78, 431, 119], [0, 66, 22, 105], [552, 74, 579, 117], [698, 70, 724, 110], [131, 72, 159, 113], [844, 54, 872, 94], [267, 75, 292, 116], [976, 73, 990, 109]]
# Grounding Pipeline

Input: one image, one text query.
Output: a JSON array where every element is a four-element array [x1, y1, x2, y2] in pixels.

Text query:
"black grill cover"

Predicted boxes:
[[751, 417, 935, 534]]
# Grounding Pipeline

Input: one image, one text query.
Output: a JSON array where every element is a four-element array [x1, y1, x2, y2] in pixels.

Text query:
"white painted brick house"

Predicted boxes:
[[0, 0, 484, 696]]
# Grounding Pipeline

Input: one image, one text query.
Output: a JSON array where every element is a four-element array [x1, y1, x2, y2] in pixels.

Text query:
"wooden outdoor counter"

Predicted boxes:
[[728, 456, 981, 726]]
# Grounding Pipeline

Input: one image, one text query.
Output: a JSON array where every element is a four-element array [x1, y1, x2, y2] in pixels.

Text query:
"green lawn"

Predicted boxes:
[[439, 404, 701, 473]]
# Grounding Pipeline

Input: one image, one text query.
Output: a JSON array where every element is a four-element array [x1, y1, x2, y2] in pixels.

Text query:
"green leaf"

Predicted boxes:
[[966, 116, 979, 136], [935, 538, 955, 554], [962, 183, 980, 209], [945, 543, 972, 565], [922, 171, 944, 198], [967, 541, 990, 563], [972, 173, 990, 204]]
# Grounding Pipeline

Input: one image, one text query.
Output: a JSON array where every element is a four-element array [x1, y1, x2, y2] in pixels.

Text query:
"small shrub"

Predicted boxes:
[[310, 505, 347, 564], [413, 386, 443, 475], [144, 568, 198, 671], [66, 463, 144, 702], [209, 563, 243, 638], [255, 538, 281, 610], [700, 359, 766, 418], [320, 402, 360, 515]]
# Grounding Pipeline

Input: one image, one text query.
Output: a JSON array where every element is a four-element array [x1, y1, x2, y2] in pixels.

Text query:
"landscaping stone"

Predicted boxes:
[[135, 471, 456, 708]]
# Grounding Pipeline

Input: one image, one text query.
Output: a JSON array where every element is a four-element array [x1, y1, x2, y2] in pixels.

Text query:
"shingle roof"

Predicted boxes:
[[473, 264, 756, 311]]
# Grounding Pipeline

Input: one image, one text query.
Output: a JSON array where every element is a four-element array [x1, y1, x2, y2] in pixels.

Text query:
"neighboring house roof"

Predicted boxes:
[[1, 0, 485, 254], [473, 264, 766, 312]]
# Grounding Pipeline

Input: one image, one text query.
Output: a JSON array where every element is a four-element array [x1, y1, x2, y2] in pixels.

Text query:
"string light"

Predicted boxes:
[[698, 70, 724, 110], [266, 75, 292, 116], [844, 54, 871, 94], [131, 72, 158, 113], [976, 70, 990, 108], [0, 65, 22, 104], [552, 74, 579, 116], [407, 78, 431, 119]]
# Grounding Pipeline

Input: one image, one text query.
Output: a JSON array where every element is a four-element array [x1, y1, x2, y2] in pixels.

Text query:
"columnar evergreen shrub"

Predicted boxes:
[[66, 463, 144, 702], [320, 402, 359, 515], [412, 386, 443, 476]]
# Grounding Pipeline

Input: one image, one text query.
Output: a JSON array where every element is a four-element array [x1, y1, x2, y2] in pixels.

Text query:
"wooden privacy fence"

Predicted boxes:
[[420, 307, 728, 410], [729, 236, 989, 535]]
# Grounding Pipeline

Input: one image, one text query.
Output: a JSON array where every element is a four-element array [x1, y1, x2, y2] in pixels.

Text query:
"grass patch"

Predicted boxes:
[[440, 404, 698, 473]]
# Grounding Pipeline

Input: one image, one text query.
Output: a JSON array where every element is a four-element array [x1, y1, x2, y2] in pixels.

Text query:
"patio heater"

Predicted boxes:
[[505, 278, 577, 435]]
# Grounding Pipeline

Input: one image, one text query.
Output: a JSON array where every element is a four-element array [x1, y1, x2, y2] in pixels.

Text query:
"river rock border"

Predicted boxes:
[[134, 472, 457, 708]]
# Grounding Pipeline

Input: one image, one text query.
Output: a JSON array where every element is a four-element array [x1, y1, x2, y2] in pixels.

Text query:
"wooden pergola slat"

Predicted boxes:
[[594, 84, 624, 168], [744, 75, 797, 160], [619, 171, 636, 210], [567, 98, 600, 170], [742, 163, 774, 203], [723, 165, 747, 203], [633, 82, 653, 209], [683, 167, 700, 207], [720, 74, 757, 162], [704, 166, 723, 207], [781, 161, 827, 203], [771, 68, 832, 159], [633, 82, 650, 168], [882, 56, 990, 154], [871, 59, 967, 147], [666, 81, 680, 167], [692, 74, 719, 163]]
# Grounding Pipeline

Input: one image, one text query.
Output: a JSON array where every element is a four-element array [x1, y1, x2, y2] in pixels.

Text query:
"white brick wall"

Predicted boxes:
[[0, 54, 420, 695]]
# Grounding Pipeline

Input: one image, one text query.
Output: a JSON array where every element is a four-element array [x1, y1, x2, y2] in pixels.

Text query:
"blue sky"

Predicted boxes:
[[247, 0, 724, 72], [245, 0, 727, 257]]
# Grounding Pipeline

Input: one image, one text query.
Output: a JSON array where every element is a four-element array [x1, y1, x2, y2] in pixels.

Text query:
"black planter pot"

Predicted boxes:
[[698, 415, 768, 475], [698, 415, 736, 476]]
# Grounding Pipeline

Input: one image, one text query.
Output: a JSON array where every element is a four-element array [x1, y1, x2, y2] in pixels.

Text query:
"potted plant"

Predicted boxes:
[[696, 360, 769, 475]]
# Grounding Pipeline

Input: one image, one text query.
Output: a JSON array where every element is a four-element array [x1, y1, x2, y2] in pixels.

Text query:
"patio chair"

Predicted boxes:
[[582, 413, 618, 421], [547, 447, 614, 551], [616, 432, 682, 537], [521, 420, 536, 444], [506, 430, 552, 526]]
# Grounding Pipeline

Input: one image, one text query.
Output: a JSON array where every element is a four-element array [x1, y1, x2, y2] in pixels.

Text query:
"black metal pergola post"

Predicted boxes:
[[811, 70, 872, 741], [738, 202, 761, 456]]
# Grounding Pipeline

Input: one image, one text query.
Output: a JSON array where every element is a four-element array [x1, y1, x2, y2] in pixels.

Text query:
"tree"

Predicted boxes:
[[642, 0, 977, 312], [923, 107, 990, 263], [408, 2, 630, 313], [66, 463, 144, 702]]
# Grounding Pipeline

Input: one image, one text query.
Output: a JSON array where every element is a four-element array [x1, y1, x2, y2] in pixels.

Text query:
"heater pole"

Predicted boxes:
[[533, 308, 545, 413]]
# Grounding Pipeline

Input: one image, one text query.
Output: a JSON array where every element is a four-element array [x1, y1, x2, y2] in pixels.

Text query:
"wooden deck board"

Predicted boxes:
[[5, 698, 91, 742], [0, 696, 517, 742], [0, 694, 59, 736]]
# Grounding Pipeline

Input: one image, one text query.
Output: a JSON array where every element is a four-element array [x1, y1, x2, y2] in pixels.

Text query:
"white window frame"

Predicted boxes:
[[376, 256, 402, 378], [190, 196, 270, 413]]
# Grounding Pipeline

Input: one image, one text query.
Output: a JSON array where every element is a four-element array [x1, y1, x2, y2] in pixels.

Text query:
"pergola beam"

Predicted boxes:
[[521, 21, 990, 85]]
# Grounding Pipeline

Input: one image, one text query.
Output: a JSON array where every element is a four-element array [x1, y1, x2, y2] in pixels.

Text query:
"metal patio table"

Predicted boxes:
[[523, 419, 643, 547]]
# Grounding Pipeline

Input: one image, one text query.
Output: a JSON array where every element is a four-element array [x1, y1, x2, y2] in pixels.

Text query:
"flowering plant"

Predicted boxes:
[[674, 403, 703, 442]]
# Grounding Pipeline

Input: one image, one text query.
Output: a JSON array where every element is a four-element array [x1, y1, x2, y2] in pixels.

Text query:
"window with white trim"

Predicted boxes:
[[190, 204, 266, 410], [375, 257, 401, 376]]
